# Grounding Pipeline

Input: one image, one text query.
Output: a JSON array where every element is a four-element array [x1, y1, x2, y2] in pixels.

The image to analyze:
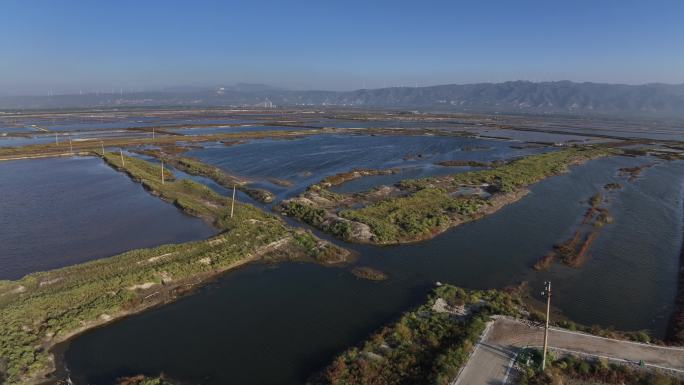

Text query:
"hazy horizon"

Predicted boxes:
[[1, 0, 683, 96], [4, 79, 684, 99]]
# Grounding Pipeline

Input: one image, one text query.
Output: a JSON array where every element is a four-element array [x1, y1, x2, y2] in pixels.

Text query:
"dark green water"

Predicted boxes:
[[63, 156, 684, 385]]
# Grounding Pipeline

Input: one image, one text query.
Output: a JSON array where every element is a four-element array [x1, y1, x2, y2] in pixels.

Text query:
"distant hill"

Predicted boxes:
[[2, 81, 684, 118]]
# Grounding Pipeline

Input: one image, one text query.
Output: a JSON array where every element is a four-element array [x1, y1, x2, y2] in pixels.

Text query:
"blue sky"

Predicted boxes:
[[1, 0, 682, 94]]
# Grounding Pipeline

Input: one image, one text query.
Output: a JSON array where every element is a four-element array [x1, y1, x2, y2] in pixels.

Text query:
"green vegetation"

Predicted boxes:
[[514, 349, 681, 385], [287, 230, 353, 265], [400, 147, 610, 192], [281, 201, 354, 241], [308, 285, 523, 385], [340, 188, 483, 243], [350, 147, 610, 243], [0, 153, 349, 385], [283, 147, 613, 245], [281, 201, 328, 226], [150, 153, 275, 203], [447, 147, 612, 193], [435, 160, 492, 167], [103, 152, 237, 228]]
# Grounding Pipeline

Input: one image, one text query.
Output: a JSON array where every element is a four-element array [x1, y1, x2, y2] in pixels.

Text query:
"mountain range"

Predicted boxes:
[[2, 81, 684, 118]]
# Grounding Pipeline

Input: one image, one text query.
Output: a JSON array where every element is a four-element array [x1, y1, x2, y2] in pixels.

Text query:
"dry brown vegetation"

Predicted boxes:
[[350, 266, 388, 281], [533, 189, 615, 271]]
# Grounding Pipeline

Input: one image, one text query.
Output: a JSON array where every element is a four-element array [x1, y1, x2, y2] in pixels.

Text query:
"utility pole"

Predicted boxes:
[[101, 141, 105, 156], [161, 161, 165, 184], [119, 149, 125, 166], [230, 185, 236, 218], [542, 281, 552, 371]]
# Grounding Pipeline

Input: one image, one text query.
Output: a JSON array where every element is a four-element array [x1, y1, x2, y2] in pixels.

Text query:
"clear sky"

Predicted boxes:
[[1, 0, 682, 95]]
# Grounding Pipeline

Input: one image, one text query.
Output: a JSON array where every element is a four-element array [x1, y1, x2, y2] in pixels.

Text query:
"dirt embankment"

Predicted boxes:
[[318, 168, 400, 187], [132, 149, 276, 204]]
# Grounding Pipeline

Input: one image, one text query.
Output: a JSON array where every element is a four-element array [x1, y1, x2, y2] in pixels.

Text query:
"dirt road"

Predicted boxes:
[[453, 316, 684, 385]]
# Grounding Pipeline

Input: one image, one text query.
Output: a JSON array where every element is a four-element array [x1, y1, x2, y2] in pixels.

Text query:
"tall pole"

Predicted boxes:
[[542, 281, 552, 370], [55, 133, 59, 145], [69, 137, 73, 154], [161, 161, 165, 184], [152, 127, 155, 140], [230, 185, 236, 218], [101, 142, 105, 156], [120, 149, 125, 166]]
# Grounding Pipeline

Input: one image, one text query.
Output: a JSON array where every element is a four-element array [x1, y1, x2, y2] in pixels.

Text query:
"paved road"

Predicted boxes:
[[453, 316, 684, 385]]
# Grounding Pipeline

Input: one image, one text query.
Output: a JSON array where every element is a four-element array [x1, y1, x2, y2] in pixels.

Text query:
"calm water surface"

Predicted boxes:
[[65, 156, 684, 385], [0, 156, 214, 279], [169, 125, 311, 136], [186, 134, 552, 200]]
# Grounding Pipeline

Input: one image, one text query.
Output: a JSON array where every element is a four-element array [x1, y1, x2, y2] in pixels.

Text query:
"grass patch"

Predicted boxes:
[[340, 188, 483, 243], [281, 201, 354, 241], [135, 151, 275, 204], [308, 285, 523, 385], [337, 147, 612, 244], [446, 147, 612, 193], [0, 153, 349, 384], [514, 350, 682, 385]]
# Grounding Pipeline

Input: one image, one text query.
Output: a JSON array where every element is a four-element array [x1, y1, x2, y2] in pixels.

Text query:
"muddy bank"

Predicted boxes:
[[533, 190, 615, 271]]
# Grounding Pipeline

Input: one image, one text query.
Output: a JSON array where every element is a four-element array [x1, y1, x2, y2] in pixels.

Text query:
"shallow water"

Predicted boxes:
[[0, 130, 153, 148], [0, 156, 214, 279], [531, 158, 684, 331], [506, 116, 684, 141], [169, 124, 311, 136], [308, 119, 461, 129], [64, 156, 684, 385], [462, 127, 610, 144], [0, 135, 55, 148], [0, 116, 260, 133], [186, 134, 552, 200], [0, 126, 37, 134]]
